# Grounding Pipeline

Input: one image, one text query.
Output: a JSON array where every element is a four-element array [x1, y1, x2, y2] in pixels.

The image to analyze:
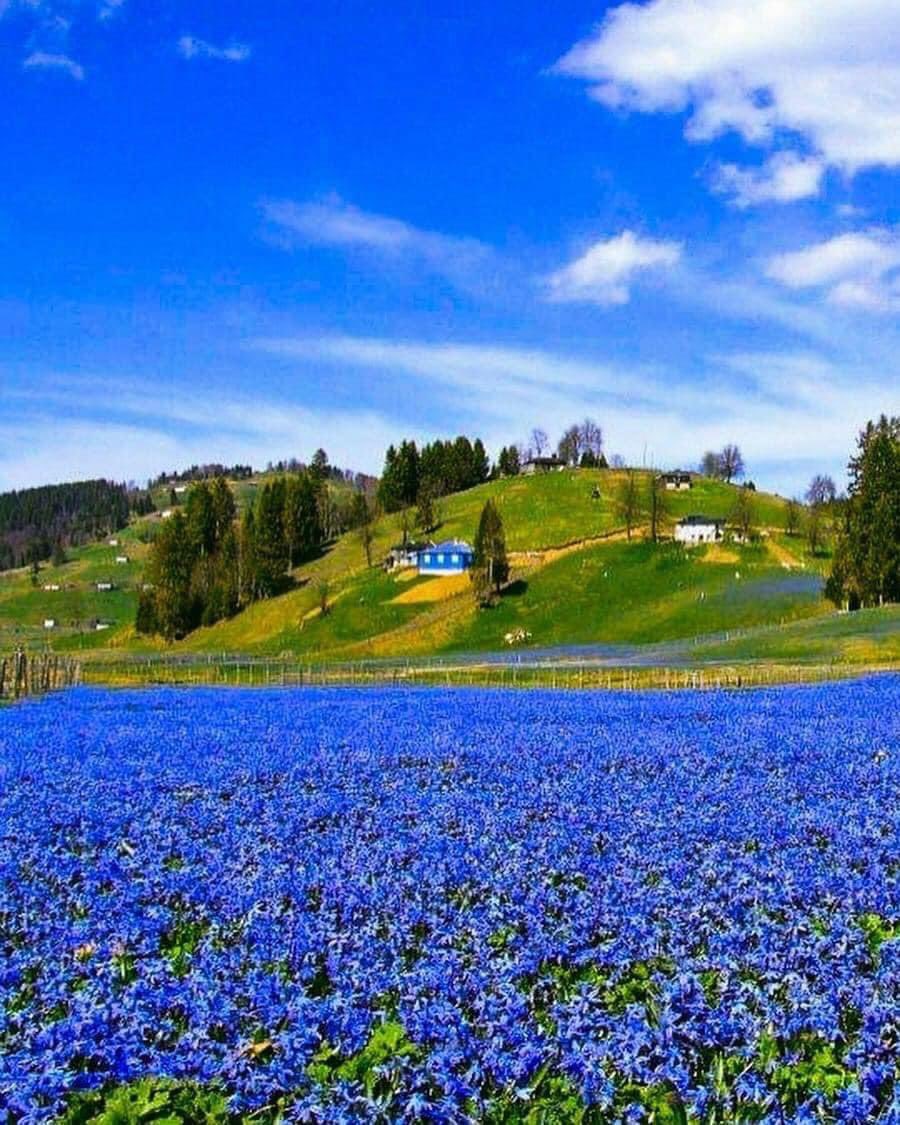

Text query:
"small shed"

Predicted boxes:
[[520, 455, 566, 476], [96, 581, 114, 592], [43, 618, 56, 630], [108, 538, 119, 547], [659, 471, 693, 491], [418, 539, 474, 576], [674, 515, 725, 545], [115, 555, 129, 565], [94, 621, 112, 632]]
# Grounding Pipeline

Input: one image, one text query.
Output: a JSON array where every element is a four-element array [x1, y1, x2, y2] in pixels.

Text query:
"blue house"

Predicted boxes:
[[417, 539, 474, 576]]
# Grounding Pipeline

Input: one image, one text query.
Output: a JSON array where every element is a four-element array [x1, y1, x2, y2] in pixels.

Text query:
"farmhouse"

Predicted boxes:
[[108, 538, 119, 547], [675, 515, 725, 545], [520, 455, 566, 475], [418, 539, 474, 576], [43, 618, 56, 630], [115, 555, 129, 564], [386, 540, 431, 571], [96, 581, 115, 592], [42, 583, 61, 592], [659, 471, 693, 491]]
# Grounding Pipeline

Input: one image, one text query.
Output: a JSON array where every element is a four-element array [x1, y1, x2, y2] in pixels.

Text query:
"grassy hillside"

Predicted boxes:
[[1, 467, 852, 664]]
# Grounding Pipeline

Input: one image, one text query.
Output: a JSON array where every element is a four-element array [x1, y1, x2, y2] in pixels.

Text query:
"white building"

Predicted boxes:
[[108, 538, 119, 547], [96, 581, 114, 592], [674, 515, 725, 545], [43, 618, 56, 630], [520, 455, 566, 476], [659, 471, 693, 491], [43, 583, 61, 592], [115, 555, 129, 564], [160, 509, 173, 519]]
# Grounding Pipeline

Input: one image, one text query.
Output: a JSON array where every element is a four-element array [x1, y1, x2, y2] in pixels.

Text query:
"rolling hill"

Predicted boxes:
[[1, 466, 856, 665]]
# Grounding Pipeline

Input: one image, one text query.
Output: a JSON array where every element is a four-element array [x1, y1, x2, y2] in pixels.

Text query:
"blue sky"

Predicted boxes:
[[1, 0, 899, 495]]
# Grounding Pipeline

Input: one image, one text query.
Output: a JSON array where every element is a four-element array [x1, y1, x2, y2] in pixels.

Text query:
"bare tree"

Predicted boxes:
[[617, 470, 642, 541], [805, 474, 837, 507], [719, 444, 745, 484], [529, 428, 549, 458], [557, 426, 581, 466], [609, 453, 626, 470], [578, 418, 603, 460]]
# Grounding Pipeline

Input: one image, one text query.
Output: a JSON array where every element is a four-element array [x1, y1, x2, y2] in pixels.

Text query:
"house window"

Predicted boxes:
[[451, 554, 459, 564], [437, 553, 445, 563]]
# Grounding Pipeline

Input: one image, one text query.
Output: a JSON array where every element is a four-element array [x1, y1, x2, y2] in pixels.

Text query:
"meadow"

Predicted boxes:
[[2, 679, 900, 1122]]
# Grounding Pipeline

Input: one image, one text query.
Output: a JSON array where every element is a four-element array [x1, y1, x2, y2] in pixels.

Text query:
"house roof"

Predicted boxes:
[[524, 455, 565, 465], [390, 540, 430, 553], [427, 539, 473, 552], [659, 470, 692, 479], [678, 514, 725, 526]]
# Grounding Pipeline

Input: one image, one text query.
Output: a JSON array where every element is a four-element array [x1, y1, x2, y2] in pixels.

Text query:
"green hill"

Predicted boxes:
[[1, 467, 859, 664]]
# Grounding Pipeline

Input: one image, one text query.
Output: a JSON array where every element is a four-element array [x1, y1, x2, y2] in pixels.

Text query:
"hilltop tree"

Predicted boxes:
[[557, 425, 581, 467], [496, 445, 521, 478], [700, 450, 722, 479], [529, 428, 549, 458], [310, 448, 330, 482], [185, 481, 217, 557], [617, 470, 642, 541], [210, 476, 236, 543], [471, 499, 509, 606], [719, 444, 745, 484]]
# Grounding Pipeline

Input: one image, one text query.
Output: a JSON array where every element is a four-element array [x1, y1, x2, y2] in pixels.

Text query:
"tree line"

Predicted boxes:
[[377, 437, 491, 513], [0, 479, 132, 572], [137, 472, 333, 640]]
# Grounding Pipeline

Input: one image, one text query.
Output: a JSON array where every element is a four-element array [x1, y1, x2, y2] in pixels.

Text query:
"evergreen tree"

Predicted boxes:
[[828, 415, 900, 607], [415, 485, 437, 535], [253, 479, 289, 597], [496, 446, 521, 478], [471, 499, 509, 606], [148, 511, 197, 641], [210, 476, 236, 544], [284, 474, 323, 567], [135, 588, 158, 635], [472, 439, 491, 484], [185, 481, 217, 557], [239, 507, 259, 603]]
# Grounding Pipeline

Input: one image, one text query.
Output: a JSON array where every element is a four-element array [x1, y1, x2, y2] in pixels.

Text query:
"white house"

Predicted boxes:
[[108, 538, 119, 547], [386, 540, 431, 571], [174, 486, 187, 495], [43, 618, 56, 630], [115, 555, 129, 564], [94, 621, 112, 632], [96, 581, 114, 592], [160, 509, 173, 519], [674, 515, 725, 545], [659, 471, 693, 491], [42, 583, 61, 592]]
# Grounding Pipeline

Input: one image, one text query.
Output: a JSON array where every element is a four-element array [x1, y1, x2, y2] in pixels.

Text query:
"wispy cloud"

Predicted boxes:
[[23, 51, 84, 80], [177, 36, 251, 63], [0, 377, 400, 491], [713, 153, 826, 209], [545, 231, 682, 306], [252, 334, 885, 492], [556, 0, 900, 198], [766, 230, 900, 311], [261, 195, 494, 293]]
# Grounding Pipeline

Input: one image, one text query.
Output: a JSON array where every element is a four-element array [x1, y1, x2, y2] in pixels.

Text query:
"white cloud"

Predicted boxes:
[[545, 231, 682, 306], [713, 153, 825, 208], [177, 36, 251, 63], [23, 51, 84, 80], [556, 0, 900, 180], [262, 195, 494, 291], [766, 230, 900, 310]]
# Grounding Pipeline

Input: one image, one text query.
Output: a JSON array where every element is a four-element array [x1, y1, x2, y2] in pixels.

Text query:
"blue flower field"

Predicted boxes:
[[2, 680, 900, 1122]]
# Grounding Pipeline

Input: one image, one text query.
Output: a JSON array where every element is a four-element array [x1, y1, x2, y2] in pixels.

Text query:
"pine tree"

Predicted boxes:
[[471, 499, 509, 606], [148, 511, 197, 641], [253, 479, 289, 597]]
